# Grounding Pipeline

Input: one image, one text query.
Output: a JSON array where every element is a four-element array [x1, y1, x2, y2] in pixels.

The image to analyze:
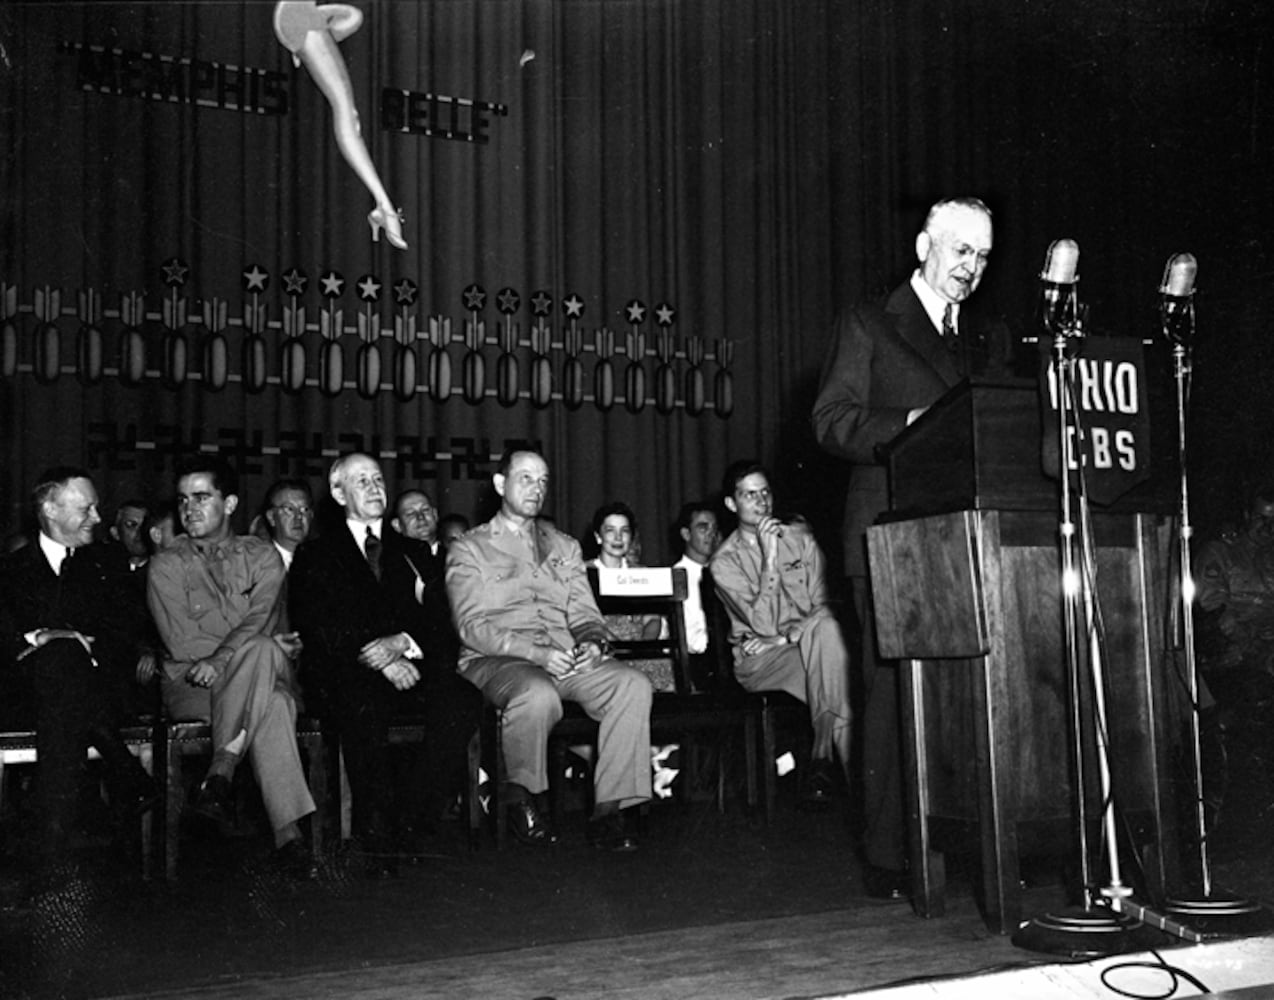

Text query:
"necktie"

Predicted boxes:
[[365, 526, 382, 580], [943, 303, 968, 374]]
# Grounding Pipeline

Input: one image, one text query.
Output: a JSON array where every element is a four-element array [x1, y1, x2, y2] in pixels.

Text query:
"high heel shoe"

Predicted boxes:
[[368, 206, 408, 250]]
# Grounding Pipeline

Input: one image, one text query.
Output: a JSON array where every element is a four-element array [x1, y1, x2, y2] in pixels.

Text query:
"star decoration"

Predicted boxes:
[[625, 299, 647, 325], [530, 290, 553, 317], [161, 257, 189, 288], [393, 278, 419, 306], [462, 283, 487, 312], [282, 268, 308, 296], [562, 294, 584, 319], [655, 302, 676, 327], [356, 274, 382, 302], [242, 264, 269, 293], [319, 271, 345, 299], [496, 287, 521, 315]]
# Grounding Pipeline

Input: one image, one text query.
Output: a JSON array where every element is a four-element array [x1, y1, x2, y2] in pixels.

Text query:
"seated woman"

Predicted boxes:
[[585, 502, 671, 691], [584, 502, 679, 797]]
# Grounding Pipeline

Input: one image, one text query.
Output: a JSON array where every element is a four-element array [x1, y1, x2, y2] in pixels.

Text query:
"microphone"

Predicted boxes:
[[1039, 238, 1080, 336], [1159, 252, 1197, 344]]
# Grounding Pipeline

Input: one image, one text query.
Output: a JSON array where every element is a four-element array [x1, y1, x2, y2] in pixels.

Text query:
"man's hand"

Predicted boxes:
[[359, 632, 411, 671], [135, 652, 158, 684], [380, 658, 420, 691], [19, 628, 96, 661], [570, 640, 605, 674], [186, 659, 219, 688], [537, 645, 579, 679], [274, 631, 303, 661], [741, 634, 787, 658], [756, 515, 783, 566]]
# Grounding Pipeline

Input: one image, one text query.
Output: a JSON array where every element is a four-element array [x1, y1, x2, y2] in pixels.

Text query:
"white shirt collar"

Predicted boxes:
[[38, 532, 72, 575], [274, 540, 295, 571], [346, 517, 384, 551], [910, 270, 959, 336]]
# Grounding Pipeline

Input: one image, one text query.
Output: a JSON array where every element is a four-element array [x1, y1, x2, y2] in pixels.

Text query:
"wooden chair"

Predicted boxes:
[[0, 721, 161, 878], [152, 715, 332, 879], [487, 566, 761, 846], [702, 572, 809, 823]]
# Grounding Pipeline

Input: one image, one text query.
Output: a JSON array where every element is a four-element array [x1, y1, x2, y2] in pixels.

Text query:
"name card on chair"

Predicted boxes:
[[595, 566, 675, 597]]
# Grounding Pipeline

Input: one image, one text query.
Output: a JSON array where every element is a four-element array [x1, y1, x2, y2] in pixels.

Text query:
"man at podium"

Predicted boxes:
[[810, 196, 1014, 898]]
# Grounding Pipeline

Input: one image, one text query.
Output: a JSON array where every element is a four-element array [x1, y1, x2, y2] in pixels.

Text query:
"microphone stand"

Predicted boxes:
[[1159, 297, 1271, 935], [1012, 295, 1196, 956]]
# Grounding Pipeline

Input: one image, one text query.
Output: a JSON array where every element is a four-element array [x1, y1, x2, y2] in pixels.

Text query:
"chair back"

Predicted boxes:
[[588, 566, 692, 694]]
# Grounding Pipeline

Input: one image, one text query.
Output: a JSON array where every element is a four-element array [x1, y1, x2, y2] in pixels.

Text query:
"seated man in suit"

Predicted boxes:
[[445, 447, 653, 851], [710, 460, 852, 809], [391, 488, 442, 558], [672, 500, 722, 691], [147, 457, 317, 879], [109, 498, 152, 573], [261, 478, 315, 573], [0, 467, 156, 874], [289, 453, 482, 877]]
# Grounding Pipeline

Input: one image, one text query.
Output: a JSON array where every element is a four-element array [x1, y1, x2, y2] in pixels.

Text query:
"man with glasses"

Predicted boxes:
[[711, 460, 852, 810], [147, 457, 318, 879], [811, 196, 1014, 898], [262, 479, 315, 572]]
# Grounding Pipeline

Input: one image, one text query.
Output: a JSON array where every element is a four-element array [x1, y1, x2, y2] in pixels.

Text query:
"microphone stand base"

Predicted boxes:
[[1164, 891, 1274, 938], [1011, 904, 1176, 958]]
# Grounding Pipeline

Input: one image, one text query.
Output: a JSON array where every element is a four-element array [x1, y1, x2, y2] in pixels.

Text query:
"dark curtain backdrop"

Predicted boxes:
[[2, 0, 1271, 564]]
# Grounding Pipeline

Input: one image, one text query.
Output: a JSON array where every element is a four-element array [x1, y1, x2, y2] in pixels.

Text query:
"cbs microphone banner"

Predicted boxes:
[[1038, 337, 1152, 507]]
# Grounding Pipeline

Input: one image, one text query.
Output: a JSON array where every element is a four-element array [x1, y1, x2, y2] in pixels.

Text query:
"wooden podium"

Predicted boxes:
[[867, 379, 1182, 934]]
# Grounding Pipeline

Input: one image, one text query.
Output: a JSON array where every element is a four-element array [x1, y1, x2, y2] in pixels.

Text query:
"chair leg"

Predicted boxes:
[[304, 734, 329, 856], [464, 727, 482, 851], [136, 744, 155, 881], [761, 707, 777, 824], [338, 748, 351, 842], [744, 713, 759, 812], [549, 739, 569, 829], [490, 710, 507, 849], [162, 731, 181, 881]]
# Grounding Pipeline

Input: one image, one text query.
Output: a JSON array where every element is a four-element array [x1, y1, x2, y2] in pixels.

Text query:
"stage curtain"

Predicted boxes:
[[0, 0, 838, 557]]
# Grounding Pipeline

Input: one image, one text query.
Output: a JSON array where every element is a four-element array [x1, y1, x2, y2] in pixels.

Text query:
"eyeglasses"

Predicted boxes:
[[737, 488, 772, 504], [273, 503, 313, 518], [399, 507, 435, 520]]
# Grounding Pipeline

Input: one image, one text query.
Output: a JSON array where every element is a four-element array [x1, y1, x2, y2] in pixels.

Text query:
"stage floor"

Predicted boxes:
[[3, 738, 1272, 1000]]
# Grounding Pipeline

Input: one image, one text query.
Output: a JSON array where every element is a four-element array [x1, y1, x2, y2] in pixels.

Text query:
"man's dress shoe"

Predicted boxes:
[[186, 775, 234, 826], [507, 799, 559, 846], [270, 838, 319, 881], [586, 811, 638, 852]]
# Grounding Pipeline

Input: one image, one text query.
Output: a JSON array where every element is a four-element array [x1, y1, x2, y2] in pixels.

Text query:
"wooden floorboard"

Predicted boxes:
[[99, 895, 1042, 1000], [98, 906, 1274, 1000]]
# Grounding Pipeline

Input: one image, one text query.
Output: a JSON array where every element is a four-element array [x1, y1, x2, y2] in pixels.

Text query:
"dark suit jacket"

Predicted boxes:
[[288, 523, 456, 707], [811, 281, 1013, 576], [0, 538, 144, 723]]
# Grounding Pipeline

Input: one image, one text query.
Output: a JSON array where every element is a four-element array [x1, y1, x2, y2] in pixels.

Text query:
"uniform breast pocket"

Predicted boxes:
[[483, 559, 522, 586]]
